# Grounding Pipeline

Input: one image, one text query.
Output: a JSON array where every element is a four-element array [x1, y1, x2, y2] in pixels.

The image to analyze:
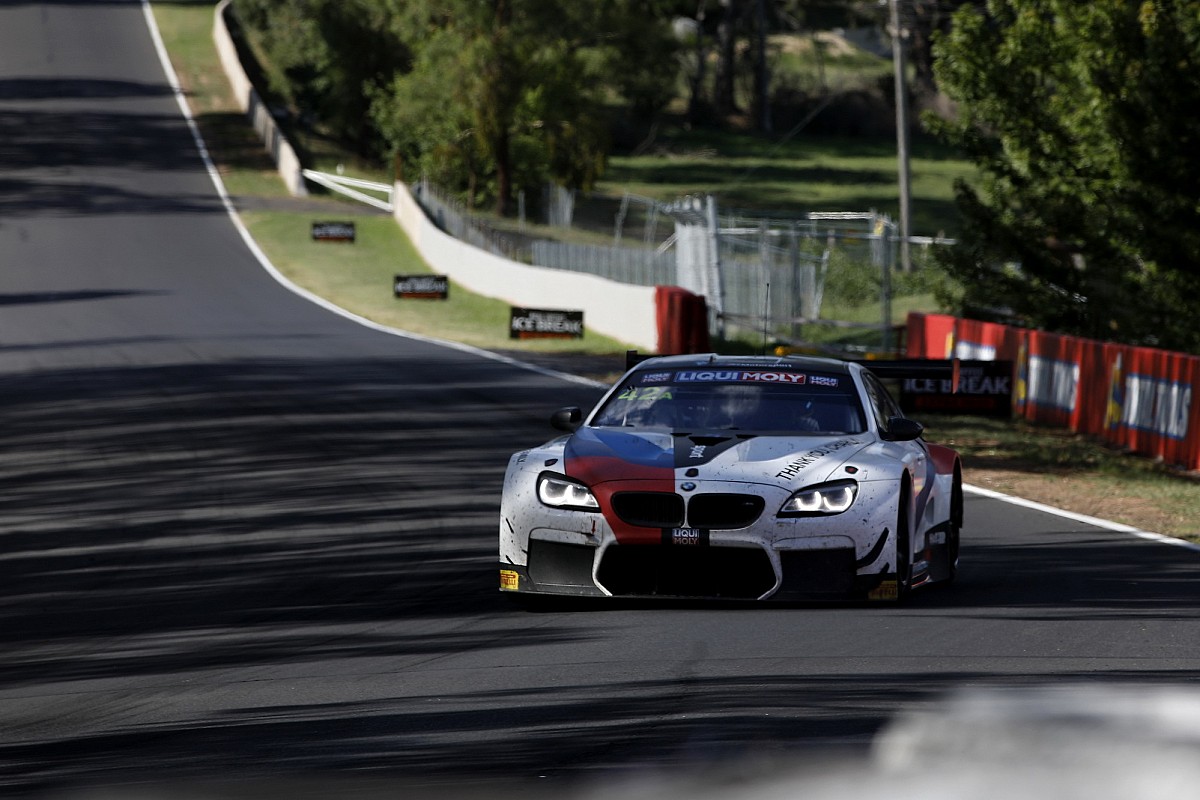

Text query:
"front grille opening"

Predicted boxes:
[[687, 493, 765, 529], [528, 540, 597, 590], [777, 549, 857, 598], [612, 492, 684, 528], [597, 545, 775, 599]]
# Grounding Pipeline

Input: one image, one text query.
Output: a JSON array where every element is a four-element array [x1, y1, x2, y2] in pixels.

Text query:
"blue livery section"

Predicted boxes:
[[565, 428, 676, 470], [566, 428, 752, 473]]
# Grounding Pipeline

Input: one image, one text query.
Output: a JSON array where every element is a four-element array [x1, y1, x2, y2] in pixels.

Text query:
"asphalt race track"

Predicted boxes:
[[1, 3, 1198, 798]]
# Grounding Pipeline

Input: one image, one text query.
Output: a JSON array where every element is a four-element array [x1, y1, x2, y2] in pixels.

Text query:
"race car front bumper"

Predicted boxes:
[[499, 525, 895, 601]]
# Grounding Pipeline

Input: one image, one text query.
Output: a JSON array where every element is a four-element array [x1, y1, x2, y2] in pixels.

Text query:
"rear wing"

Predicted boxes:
[[625, 352, 1013, 417], [859, 358, 1015, 418], [628, 351, 990, 389], [854, 358, 966, 391]]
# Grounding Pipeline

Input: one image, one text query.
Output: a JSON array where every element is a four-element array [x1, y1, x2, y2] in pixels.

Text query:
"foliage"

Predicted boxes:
[[234, 0, 406, 150], [894, 251, 962, 304], [231, 0, 979, 219], [821, 251, 879, 307], [929, 0, 1200, 351], [372, 0, 680, 215], [236, 0, 678, 216], [816, 247, 961, 314]]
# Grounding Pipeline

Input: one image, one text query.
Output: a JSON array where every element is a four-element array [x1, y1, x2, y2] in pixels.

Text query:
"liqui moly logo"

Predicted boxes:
[[676, 370, 806, 384]]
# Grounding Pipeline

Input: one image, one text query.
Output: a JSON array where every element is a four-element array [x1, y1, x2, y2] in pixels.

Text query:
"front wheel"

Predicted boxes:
[[943, 466, 963, 584], [894, 489, 912, 600]]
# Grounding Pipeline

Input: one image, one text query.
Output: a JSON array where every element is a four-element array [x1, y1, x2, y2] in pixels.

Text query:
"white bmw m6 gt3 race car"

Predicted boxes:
[[499, 353, 963, 602]]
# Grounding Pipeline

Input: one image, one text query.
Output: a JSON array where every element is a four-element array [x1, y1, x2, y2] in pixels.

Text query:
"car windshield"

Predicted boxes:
[[591, 366, 867, 434]]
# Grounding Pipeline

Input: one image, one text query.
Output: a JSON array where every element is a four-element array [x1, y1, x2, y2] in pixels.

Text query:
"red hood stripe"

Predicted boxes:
[[564, 431, 675, 544]]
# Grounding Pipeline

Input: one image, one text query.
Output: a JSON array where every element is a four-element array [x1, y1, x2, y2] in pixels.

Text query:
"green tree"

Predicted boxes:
[[234, 0, 406, 151], [929, 0, 1200, 351], [905, 1, 977, 101], [371, 0, 677, 215]]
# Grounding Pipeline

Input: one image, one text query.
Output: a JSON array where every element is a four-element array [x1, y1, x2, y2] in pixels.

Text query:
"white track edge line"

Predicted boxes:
[[965, 483, 1200, 553], [140, 1, 603, 391]]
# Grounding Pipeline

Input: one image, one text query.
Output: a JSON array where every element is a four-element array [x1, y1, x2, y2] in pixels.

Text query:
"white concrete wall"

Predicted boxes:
[[393, 182, 659, 351], [212, 0, 306, 197]]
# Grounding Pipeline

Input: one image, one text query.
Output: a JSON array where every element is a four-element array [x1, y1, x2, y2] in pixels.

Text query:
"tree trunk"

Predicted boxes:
[[492, 0, 513, 216], [752, 0, 770, 131], [494, 127, 512, 216], [714, 0, 740, 116], [686, 1, 709, 124], [908, 1, 940, 100]]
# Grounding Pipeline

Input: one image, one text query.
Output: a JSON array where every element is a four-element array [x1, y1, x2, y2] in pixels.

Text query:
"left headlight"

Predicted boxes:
[[778, 479, 858, 517], [537, 472, 600, 511]]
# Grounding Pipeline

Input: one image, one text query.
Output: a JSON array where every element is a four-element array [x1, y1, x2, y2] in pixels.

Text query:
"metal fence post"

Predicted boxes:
[[706, 195, 725, 341], [789, 222, 801, 340]]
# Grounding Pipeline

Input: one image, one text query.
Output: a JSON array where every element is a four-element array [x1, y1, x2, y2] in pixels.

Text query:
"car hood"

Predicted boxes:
[[562, 426, 873, 487]]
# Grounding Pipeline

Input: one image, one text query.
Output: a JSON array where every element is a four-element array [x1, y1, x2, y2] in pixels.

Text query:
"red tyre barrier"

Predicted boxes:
[[655, 286, 711, 355], [1021, 329, 1082, 429], [906, 312, 956, 359]]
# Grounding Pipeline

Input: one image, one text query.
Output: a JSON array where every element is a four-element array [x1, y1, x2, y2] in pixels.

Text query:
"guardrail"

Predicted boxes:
[[301, 170, 393, 212], [212, 0, 306, 197]]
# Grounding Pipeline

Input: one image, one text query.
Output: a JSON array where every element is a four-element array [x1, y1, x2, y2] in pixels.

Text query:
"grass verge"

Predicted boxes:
[[925, 416, 1200, 542], [240, 212, 630, 353], [600, 129, 974, 237]]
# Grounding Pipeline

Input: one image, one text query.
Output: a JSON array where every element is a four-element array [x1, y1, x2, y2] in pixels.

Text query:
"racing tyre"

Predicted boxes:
[[945, 468, 963, 584], [895, 486, 912, 601]]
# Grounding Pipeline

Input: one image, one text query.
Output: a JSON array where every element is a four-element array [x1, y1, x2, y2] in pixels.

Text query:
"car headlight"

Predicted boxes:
[[778, 479, 858, 517], [537, 473, 600, 511]]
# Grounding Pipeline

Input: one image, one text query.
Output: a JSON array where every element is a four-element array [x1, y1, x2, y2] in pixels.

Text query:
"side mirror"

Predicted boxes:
[[550, 407, 583, 432], [881, 416, 924, 442]]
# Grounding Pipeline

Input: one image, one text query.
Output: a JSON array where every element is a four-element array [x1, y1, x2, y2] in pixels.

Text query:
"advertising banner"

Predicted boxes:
[[954, 318, 1012, 361], [311, 221, 356, 242], [1107, 346, 1197, 464], [394, 274, 449, 299], [1020, 330, 1082, 428], [509, 307, 584, 339], [898, 359, 1014, 418]]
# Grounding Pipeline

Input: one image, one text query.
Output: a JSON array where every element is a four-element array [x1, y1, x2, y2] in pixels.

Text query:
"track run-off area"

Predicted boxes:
[[0, 2, 1197, 797]]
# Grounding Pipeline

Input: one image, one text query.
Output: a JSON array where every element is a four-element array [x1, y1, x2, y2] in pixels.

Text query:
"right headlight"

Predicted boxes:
[[778, 479, 858, 517], [536, 472, 600, 511]]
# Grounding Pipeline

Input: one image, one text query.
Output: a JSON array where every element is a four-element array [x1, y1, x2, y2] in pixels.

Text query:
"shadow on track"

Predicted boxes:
[[0, 356, 599, 686]]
